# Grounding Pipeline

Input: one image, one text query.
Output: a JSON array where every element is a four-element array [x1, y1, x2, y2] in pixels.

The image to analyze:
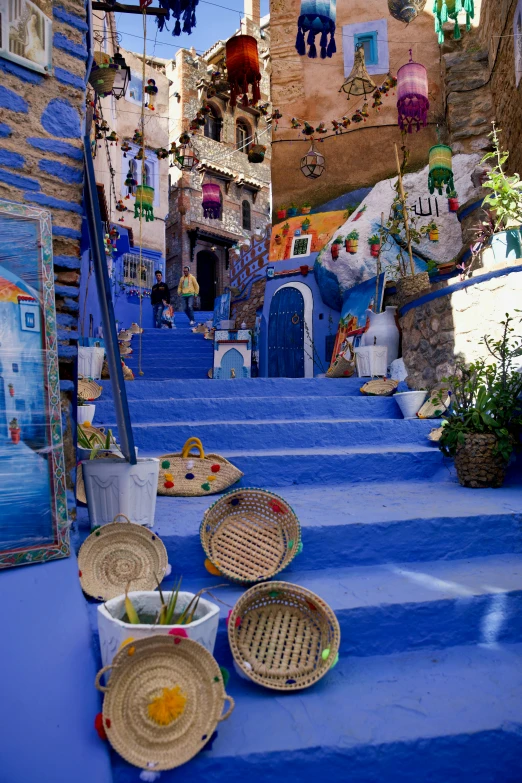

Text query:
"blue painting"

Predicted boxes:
[[330, 274, 386, 364]]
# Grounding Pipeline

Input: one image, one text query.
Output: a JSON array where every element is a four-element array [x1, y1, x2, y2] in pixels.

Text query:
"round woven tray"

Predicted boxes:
[[118, 330, 133, 342], [417, 392, 450, 419], [78, 514, 169, 601], [360, 378, 398, 396], [95, 636, 234, 771], [119, 343, 133, 356], [78, 379, 103, 400], [427, 426, 444, 442], [228, 581, 340, 691], [200, 489, 301, 584], [129, 323, 144, 334]]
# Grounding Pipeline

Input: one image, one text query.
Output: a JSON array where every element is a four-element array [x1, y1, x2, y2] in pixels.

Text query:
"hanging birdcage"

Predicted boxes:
[[428, 144, 455, 195], [202, 183, 222, 219], [300, 142, 325, 179], [396, 53, 429, 133], [248, 135, 267, 163], [433, 0, 474, 44], [339, 45, 376, 99], [225, 35, 261, 108], [134, 185, 155, 222], [388, 0, 427, 23], [295, 0, 336, 59]]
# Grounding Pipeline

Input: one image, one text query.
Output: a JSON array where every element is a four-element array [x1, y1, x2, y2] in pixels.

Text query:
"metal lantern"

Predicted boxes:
[[340, 45, 376, 99], [428, 144, 454, 195], [388, 0, 427, 23], [202, 183, 222, 219], [112, 50, 130, 99], [295, 0, 336, 59], [396, 52, 429, 133], [172, 135, 199, 171], [134, 185, 155, 222], [433, 0, 474, 44], [300, 142, 325, 179], [225, 35, 261, 108]]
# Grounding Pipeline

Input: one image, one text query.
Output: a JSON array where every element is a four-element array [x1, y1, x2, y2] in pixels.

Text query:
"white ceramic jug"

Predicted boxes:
[[362, 307, 400, 367]]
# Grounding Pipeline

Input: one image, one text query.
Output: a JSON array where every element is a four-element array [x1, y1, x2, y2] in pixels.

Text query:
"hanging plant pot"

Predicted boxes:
[[301, 205, 312, 214], [301, 218, 311, 232], [448, 196, 459, 212], [9, 426, 21, 444], [429, 228, 439, 241], [287, 207, 298, 218], [277, 208, 287, 220], [370, 243, 380, 257], [346, 239, 358, 254], [331, 243, 340, 259], [88, 52, 120, 97], [282, 224, 290, 236], [248, 144, 266, 163]]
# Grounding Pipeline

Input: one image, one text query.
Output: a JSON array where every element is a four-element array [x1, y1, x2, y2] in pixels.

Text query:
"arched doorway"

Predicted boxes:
[[196, 250, 218, 310], [268, 282, 314, 378]]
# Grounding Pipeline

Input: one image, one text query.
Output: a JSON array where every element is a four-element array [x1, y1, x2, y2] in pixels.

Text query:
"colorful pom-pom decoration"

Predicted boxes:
[[168, 627, 188, 638], [205, 558, 222, 576], [164, 481, 174, 489], [211, 464, 221, 473], [295, 0, 336, 59], [185, 473, 195, 480], [147, 686, 187, 726], [219, 666, 230, 687], [94, 712, 108, 740], [201, 482, 211, 491], [161, 460, 170, 469]]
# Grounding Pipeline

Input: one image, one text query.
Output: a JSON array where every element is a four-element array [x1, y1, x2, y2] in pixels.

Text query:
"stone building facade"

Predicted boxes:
[[165, 0, 271, 311]]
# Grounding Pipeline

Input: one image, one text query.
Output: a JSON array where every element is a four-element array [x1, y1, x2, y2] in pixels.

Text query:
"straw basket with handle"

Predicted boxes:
[[158, 437, 243, 497]]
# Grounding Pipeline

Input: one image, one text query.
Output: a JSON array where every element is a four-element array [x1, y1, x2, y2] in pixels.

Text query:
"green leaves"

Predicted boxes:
[[480, 124, 522, 232]]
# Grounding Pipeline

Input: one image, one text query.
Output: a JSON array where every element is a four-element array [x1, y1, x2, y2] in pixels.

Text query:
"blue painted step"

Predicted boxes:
[[102, 377, 373, 397]]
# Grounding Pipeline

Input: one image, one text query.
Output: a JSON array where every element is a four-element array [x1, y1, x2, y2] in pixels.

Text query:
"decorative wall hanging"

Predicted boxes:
[[124, 168, 137, 198], [428, 143, 455, 195], [202, 183, 222, 219], [248, 136, 267, 163], [156, 0, 199, 36], [0, 0, 52, 75], [0, 199, 69, 569], [134, 185, 155, 222], [295, 0, 336, 59], [145, 78, 158, 110], [225, 35, 261, 108], [339, 44, 376, 99], [388, 0, 427, 23], [433, 0, 474, 43], [396, 52, 429, 133], [300, 142, 326, 179]]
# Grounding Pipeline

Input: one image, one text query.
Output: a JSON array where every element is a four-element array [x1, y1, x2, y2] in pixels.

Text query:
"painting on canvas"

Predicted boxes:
[[0, 0, 52, 74]]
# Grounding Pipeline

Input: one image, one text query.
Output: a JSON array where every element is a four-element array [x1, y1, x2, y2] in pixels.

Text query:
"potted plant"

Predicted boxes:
[[422, 221, 439, 242], [301, 217, 311, 232], [434, 314, 522, 488], [9, 418, 20, 444], [368, 234, 381, 257], [345, 231, 359, 253], [77, 424, 123, 462], [287, 203, 299, 218], [331, 236, 343, 260], [77, 394, 96, 425], [301, 202, 312, 215], [448, 189, 459, 213], [275, 233, 282, 245], [97, 579, 222, 669], [276, 206, 287, 220], [282, 222, 290, 236]]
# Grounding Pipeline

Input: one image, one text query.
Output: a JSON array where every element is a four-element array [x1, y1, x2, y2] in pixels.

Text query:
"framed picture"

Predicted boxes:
[[0, 0, 53, 75], [0, 199, 70, 569]]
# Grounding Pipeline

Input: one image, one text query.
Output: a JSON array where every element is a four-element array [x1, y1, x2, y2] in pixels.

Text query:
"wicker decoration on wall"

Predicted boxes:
[[228, 581, 340, 691], [95, 636, 234, 771], [201, 488, 302, 583]]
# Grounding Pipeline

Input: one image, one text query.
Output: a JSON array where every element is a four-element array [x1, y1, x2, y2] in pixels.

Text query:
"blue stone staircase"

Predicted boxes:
[[76, 310, 522, 783]]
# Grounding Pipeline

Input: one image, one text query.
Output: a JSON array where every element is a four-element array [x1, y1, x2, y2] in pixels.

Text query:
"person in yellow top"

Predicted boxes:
[[177, 266, 200, 325]]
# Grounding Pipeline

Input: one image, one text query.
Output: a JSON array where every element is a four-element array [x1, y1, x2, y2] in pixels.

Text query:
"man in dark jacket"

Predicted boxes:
[[151, 270, 171, 329]]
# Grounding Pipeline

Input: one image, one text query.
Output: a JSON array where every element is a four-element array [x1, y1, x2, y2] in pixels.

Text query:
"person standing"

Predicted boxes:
[[177, 266, 199, 325], [151, 270, 171, 329]]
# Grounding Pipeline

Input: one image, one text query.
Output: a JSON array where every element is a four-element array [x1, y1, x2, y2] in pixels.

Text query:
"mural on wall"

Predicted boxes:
[[0, 200, 69, 568], [269, 210, 346, 262], [329, 273, 386, 365], [0, 0, 53, 74], [229, 228, 271, 302]]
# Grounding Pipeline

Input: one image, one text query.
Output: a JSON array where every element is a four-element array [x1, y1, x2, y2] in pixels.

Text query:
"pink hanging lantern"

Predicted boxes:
[[202, 183, 222, 219], [396, 51, 429, 134]]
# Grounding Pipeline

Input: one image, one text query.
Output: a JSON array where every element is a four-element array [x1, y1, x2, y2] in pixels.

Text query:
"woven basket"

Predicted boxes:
[[119, 343, 133, 356], [158, 437, 243, 497], [88, 59, 119, 96], [427, 426, 444, 443], [360, 378, 398, 396], [248, 144, 266, 163], [78, 514, 168, 601], [228, 581, 340, 691], [201, 488, 301, 584], [118, 330, 133, 342], [95, 636, 234, 771], [326, 354, 355, 378], [417, 391, 450, 419], [129, 323, 144, 334], [78, 378, 103, 400], [455, 433, 506, 488]]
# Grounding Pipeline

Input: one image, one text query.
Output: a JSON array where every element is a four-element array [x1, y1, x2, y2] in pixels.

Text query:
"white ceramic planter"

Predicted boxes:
[[78, 346, 105, 380], [362, 307, 400, 369], [395, 390, 428, 419], [97, 591, 220, 668], [354, 345, 388, 377], [77, 404, 96, 425], [82, 457, 160, 528]]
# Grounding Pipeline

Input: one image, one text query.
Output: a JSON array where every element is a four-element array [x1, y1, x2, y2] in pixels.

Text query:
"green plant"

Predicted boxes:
[[283, 222, 290, 230], [434, 313, 522, 464], [384, 188, 437, 278], [9, 418, 19, 430], [368, 234, 380, 245], [122, 577, 228, 625], [346, 230, 359, 241], [425, 258, 439, 275], [77, 424, 117, 456], [481, 123, 522, 233], [302, 201, 311, 207], [333, 235, 344, 244]]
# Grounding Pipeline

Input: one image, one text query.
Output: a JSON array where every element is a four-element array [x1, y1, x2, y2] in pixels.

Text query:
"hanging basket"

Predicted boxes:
[[201, 488, 302, 584], [134, 185, 155, 222], [295, 0, 336, 59], [88, 52, 120, 97], [248, 144, 267, 163], [226, 35, 261, 108], [228, 582, 340, 691], [95, 636, 234, 772]]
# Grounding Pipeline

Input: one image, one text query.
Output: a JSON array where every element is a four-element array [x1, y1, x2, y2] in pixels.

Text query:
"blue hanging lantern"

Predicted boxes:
[[156, 0, 199, 36], [296, 0, 336, 59]]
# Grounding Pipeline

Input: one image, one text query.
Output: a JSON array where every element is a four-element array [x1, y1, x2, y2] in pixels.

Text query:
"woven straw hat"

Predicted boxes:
[[417, 391, 450, 419], [129, 323, 143, 334], [228, 581, 340, 691], [118, 330, 133, 342], [95, 636, 234, 771], [201, 488, 301, 584], [360, 378, 398, 396], [78, 514, 169, 600], [78, 379, 103, 400], [119, 343, 133, 356]]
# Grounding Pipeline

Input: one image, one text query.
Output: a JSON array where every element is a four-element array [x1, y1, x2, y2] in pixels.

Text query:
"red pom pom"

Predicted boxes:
[[94, 713, 107, 740], [78, 570, 82, 577], [168, 627, 188, 638], [164, 481, 174, 489], [211, 464, 221, 473]]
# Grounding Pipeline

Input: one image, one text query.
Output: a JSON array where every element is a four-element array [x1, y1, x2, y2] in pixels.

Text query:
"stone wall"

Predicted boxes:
[[0, 0, 88, 503], [232, 278, 266, 328]]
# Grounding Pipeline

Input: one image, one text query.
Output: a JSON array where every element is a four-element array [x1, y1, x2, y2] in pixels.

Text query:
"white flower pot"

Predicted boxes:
[[362, 307, 400, 368], [97, 591, 220, 669], [395, 390, 428, 419], [77, 404, 96, 425], [82, 457, 160, 528], [78, 346, 105, 379], [354, 345, 388, 377]]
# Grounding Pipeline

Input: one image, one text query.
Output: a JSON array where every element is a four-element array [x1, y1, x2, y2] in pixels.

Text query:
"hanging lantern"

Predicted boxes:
[[428, 144, 454, 195], [433, 0, 474, 44], [202, 183, 222, 219], [396, 52, 429, 133], [145, 78, 158, 110], [248, 135, 267, 163], [388, 0, 427, 23], [111, 50, 130, 99], [339, 45, 376, 99], [295, 0, 336, 59], [173, 134, 199, 171], [121, 140, 131, 157], [225, 35, 261, 108], [156, 0, 198, 36], [134, 185, 155, 222], [300, 142, 325, 179]]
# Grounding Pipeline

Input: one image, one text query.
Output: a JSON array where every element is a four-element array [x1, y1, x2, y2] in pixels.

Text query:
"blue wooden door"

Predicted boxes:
[[268, 287, 305, 378]]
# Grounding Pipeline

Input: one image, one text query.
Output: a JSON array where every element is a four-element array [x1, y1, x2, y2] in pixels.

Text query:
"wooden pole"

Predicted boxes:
[[394, 143, 415, 278], [375, 211, 384, 313]]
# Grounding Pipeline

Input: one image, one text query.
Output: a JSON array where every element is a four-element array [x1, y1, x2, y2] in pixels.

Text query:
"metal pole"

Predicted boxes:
[[83, 136, 137, 464]]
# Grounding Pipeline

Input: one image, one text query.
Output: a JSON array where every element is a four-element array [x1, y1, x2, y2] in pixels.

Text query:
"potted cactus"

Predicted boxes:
[[345, 231, 359, 254], [331, 236, 343, 260], [448, 189, 459, 213], [9, 418, 20, 444], [282, 222, 290, 236], [368, 234, 381, 257]]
